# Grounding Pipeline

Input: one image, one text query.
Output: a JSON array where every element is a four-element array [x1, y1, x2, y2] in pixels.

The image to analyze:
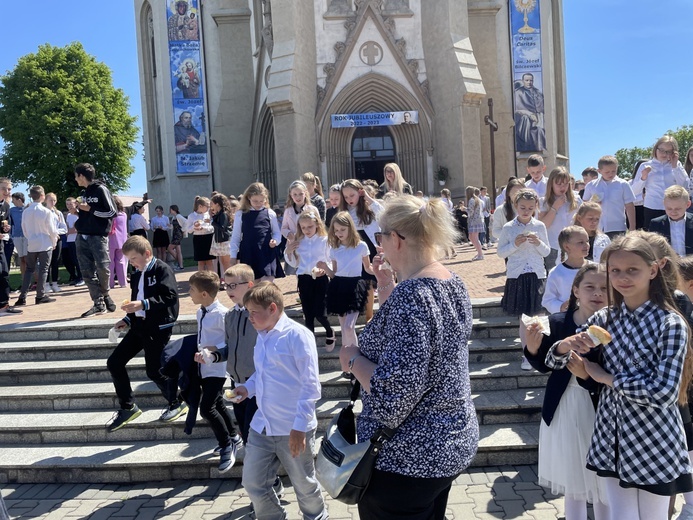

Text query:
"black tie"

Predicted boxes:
[[198, 306, 207, 346]]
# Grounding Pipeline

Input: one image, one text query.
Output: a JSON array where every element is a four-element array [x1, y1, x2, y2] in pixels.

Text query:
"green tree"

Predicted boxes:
[[615, 125, 693, 178], [0, 42, 138, 202]]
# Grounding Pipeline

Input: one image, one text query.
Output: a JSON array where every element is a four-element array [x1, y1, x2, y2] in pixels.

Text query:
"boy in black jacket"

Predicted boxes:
[[107, 236, 185, 432], [74, 163, 118, 317]]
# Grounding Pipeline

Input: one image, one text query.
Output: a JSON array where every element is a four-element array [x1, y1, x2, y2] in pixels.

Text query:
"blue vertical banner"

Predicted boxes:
[[166, 0, 209, 173], [510, 0, 546, 153]]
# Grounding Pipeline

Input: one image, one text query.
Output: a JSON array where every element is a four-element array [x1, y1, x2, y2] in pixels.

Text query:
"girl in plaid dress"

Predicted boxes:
[[549, 235, 693, 519]]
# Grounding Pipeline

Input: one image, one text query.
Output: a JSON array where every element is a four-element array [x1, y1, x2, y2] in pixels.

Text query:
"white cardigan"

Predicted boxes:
[[497, 217, 551, 279], [542, 262, 584, 314]]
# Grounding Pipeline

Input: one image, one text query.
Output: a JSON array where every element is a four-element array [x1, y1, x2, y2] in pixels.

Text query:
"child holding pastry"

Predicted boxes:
[[547, 235, 693, 518], [107, 236, 183, 433]]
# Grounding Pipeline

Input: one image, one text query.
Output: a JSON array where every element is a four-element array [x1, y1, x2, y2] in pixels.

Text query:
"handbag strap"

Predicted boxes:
[[349, 380, 399, 445], [349, 380, 361, 402]]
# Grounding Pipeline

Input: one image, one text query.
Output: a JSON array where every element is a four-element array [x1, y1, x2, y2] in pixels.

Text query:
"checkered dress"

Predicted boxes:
[[547, 301, 692, 486]]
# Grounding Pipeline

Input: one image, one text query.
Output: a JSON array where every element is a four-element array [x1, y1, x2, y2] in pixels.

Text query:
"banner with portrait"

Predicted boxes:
[[166, 0, 209, 173], [510, 0, 546, 153]]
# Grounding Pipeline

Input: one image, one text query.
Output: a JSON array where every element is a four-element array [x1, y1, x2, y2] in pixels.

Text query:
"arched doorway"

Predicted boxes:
[[352, 126, 396, 184], [254, 104, 277, 204]]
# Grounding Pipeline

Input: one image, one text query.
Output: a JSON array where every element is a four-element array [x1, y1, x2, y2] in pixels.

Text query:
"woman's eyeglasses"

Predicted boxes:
[[374, 231, 405, 246]]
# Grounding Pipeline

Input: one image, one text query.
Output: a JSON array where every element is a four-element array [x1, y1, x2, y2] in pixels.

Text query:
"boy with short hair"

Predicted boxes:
[[232, 282, 326, 520], [648, 185, 693, 256], [107, 236, 183, 432], [582, 155, 636, 239], [9, 192, 27, 281], [0, 177, 21, 314], [64, 197, 84, 286], [16, 186, 58, 306], [189, 270, 242, 474], [524, 154, 548, 197]]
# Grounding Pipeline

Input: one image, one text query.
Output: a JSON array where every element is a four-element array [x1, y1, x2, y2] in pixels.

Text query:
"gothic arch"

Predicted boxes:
[[254, 104, 278, 203], [318, 73, 433, 191]]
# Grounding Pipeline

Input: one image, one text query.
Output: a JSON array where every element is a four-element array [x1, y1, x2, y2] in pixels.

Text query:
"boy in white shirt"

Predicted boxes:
[[15, 186, 58, 306], [582, 155, 636, 239], [232, 282, 327, 520], [524, 154, 548, 198]]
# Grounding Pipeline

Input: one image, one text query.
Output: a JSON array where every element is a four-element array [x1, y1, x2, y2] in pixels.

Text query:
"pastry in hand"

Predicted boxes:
[[587, 325, 611, 346]]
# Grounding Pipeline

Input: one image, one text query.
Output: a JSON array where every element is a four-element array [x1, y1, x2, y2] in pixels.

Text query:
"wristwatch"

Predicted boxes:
[[348, 353, 362, 373]]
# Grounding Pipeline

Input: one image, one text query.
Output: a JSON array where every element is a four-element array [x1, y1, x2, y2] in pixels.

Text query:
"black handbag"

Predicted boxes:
[[315, 381, 397, 504]]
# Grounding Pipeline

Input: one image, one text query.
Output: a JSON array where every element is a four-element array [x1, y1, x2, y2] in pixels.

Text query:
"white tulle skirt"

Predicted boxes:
[[538, 375, 607, 505]]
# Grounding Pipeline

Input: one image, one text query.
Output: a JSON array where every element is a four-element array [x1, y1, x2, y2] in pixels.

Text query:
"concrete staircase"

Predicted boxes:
[[0, 298, 543, 484]]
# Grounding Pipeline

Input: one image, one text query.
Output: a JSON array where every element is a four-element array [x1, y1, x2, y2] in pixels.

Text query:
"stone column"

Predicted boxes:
[[266, 0, 319, 193], [209, 4, 256, 196], [421, 1, 486, 193]]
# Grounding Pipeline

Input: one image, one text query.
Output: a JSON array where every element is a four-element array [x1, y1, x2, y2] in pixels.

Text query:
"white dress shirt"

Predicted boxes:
[[541, 197, 582, 250], [526, 177, 548, 198], [631, 159, 689, 210], [21, 202, 58, 253], [670, 218, 686, 257], [243, 313, 321, 435], [284, 234, 329, 274], [331, 241, 370, 277], [130, 213, 150, 231], [582, 177, 635, 233], [542, 262, 586, 314], [186, 211, 213, 235], [197, 299, 229, 378], [348, 201, 383, 247]]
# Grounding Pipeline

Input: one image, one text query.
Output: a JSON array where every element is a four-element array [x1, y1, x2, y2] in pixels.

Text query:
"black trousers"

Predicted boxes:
[[358, 469, 457, 520], [48, 238, 62, 283], [0, 242, 9, 306], [106, 322, 178, 409], [232, 395, 258, 444], [63, 241, 82, 281], [200, 376, 237, 447], [297, 274, 333, 337], [643, 207, 666, 231]]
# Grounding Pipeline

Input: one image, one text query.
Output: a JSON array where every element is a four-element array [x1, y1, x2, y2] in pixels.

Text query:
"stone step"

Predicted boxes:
[[0, 388, 543, 445], [0, 336, 524, 364], [0, 363, 544, 404], [0, 422, 538, 484]]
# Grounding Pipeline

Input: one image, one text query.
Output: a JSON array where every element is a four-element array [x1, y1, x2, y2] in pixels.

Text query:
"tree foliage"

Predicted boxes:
[[0, 42, 138, 202], [615, 125, 693, 178]]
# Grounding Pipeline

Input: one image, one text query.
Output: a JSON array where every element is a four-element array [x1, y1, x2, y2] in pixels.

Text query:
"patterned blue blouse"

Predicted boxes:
[[356, 275, 479, 478]]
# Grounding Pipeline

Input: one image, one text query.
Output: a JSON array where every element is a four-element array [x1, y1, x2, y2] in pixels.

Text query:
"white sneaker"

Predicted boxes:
[[52, 282, 61, 292], [44, 284, 53, 293], [521, 357, 532, 371], [676, 503, 693, 520]]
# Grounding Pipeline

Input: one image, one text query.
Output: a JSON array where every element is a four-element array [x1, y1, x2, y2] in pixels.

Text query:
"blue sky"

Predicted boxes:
[[2, 1, 692, 197]]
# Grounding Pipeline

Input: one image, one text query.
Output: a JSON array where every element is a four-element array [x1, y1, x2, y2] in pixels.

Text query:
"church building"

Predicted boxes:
[[134, 0, 568, 207]]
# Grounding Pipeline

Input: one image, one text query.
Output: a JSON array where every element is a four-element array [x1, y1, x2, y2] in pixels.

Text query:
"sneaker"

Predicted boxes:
[[69, 279, 78, 286], [35, 296, 56, 304], [471, 255, 484, 261], [273, 476, 285, 499], [0, 304, 22, 314], [106, 405, 143, 432], [481, 245, 488, 250], [104, 295, 117, 313], [14, 296, 26, 306], [521, 357, 532, 371], [44, 284, 53, 293], [52, 282, 61, 293], [75, 280, 85, 287], [81, 305, 107, 318], [218, 443, 237, 473], [213, 435, 243, 456], [159, 401, 188, 422]]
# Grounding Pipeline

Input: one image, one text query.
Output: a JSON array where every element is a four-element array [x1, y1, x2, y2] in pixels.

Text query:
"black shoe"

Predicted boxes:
[[104, 295, 117, 313], [14, 296, 26, 306], [81, 305, 107, 318], [106, 405, 143, 432], [35, 296, 56, 304], [0, 304, 22, 314]]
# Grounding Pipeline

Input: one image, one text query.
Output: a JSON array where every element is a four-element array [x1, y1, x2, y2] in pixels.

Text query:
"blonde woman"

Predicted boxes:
[[377, 163, 413, 198]]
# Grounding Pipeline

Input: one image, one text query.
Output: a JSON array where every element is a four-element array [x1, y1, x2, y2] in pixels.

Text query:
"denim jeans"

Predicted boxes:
[[21, 250, 52, 299], [76, 234, 111, 305], [242, 428, 327, 520]]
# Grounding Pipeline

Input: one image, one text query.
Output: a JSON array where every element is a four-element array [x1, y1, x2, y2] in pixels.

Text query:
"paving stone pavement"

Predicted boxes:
[[1, 464, 595, 519]]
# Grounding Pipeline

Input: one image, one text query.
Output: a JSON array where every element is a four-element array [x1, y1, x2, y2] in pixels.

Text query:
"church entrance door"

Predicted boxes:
[[351, 126, 395, 184]]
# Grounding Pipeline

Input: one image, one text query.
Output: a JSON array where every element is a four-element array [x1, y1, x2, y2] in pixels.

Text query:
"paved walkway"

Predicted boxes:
[[2, 242, 507, 325], [1, 465, 586, 520]]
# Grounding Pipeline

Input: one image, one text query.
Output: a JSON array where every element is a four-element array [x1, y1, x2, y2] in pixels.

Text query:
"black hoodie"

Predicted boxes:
[[75, 181, 116, 236]]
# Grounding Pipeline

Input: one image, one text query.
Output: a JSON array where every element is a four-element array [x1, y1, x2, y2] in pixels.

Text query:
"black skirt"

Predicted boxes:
[[589, 466, 693, 497], [153, 229, 170, 248], [358, 230, 377, 286], [501, 272, 543, 316], [131, 229, 147, 238], [327, 276, 368, 315], [193, 233, 214, 262]]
